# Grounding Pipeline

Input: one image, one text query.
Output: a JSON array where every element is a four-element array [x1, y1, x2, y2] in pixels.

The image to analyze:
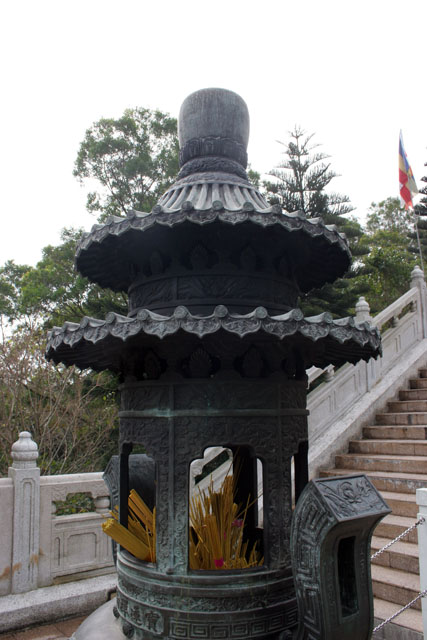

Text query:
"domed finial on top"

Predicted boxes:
[[11, 431, 39, 469], [355, 296, 371, 324], [411, 265, 425, 283], [178, 88, 250, 178]]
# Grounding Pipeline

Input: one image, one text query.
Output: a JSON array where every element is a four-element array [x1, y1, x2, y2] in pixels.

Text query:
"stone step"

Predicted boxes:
[[389, 400, 427, 413], [371, 535, 419, 574], [319, 467, 427, 494], [375, 514, 419, 544], [321, 369, 427, 638], [349, 439, 427, 456], [376, 412, 427, 425], [371, 565, 421, 610], [374, 597, 423, 635], [400, 388, 427, 401], [410, 377, 427, 389], [363, 425, 427, 440], [379, 491, 418, 518], [334, 453, 427, 475]]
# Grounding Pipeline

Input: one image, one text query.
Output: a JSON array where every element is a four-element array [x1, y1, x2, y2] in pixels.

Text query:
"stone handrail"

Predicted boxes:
[[372, 287, 418, 330], [307, 266, 427, 476], [307, 267, 426, 391], [307, 287, 420, 389]]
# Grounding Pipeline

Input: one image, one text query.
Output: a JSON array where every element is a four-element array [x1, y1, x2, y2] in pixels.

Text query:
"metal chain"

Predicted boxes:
[[371, 515, 426, 634], [371, 516, 425, 560], [372, 589, 427, 634]]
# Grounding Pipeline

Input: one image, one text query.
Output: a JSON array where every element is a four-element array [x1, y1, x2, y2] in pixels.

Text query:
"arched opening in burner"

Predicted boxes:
[[189, 445, 264, 570], [291, 440, 309, 510], [110, 442, 157, 564]]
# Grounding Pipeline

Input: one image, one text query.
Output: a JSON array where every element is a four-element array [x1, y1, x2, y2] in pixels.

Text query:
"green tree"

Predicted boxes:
[[263, 127, 367, 317], [0, 323, 118, 476], [263, 127, 354, 220], [355, 232, 416, 314], [364, 196, 427, 270], [0, 261, 31, 321], [0, 107, 182, 475], [74, 108, 179, 220], [0, 229, 128, 328], [351, 198, 417, 314], [2, 107, 181, 328], [365, 197, 414, 235]]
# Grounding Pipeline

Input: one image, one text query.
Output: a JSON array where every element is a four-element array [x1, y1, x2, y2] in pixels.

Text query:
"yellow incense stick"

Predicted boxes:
[[103, 477, 262, 569], [189, 475, 263, 570], [102, 518, 152, 561]]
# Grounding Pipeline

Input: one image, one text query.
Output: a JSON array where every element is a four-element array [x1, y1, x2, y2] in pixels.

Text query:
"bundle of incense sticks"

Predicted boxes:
[[189, 475, 263, 570], [102, 489, 156, 562], [102, 478, 262, 570]]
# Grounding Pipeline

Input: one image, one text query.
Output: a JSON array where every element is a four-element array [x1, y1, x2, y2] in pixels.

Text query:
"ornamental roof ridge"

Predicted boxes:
[[46, 304, 381, 373], [75, 206, 350, 260]]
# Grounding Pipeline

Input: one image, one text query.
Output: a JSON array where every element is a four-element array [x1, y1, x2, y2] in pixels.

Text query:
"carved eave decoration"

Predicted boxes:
[[46, 305, 381, 373], [75, 202, 351, 293]]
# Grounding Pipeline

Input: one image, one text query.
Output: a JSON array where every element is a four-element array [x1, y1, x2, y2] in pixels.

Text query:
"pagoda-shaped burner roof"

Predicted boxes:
[[46, 87, 381, 373], [74, 88, 351, 294], [75, 205, 350, 294]]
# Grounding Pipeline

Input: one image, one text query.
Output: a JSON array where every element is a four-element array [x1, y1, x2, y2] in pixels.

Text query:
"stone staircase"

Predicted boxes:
[[320, 367, 427, 638]]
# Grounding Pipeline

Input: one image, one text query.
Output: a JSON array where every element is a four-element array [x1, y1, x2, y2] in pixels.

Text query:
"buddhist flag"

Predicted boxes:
[[399, 131, 418, 209]]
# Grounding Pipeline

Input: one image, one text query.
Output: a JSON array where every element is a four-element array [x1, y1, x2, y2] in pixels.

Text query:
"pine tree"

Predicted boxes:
[[264, 128, 354, 220], [263, 127, 368, 317]]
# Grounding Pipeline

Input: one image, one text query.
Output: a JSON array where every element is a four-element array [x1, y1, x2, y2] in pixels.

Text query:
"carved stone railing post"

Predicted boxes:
[[94, 495, 111, 514], [355, 296, 372, 325], [8, 431, 40, 593], [355, 297, 373, 391], [411, 265, 427, 338], [323, 365, 335, 383]]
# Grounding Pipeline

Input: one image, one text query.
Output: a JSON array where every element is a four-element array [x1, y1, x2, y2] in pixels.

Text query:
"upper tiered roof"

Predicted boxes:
[[75, 88, 351, 294], [75, 206, 351, 294]]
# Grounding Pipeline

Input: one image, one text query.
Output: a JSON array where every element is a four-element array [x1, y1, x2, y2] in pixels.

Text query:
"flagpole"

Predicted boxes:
[[399, 130, 421, 270], [413, 210, 425, 273]]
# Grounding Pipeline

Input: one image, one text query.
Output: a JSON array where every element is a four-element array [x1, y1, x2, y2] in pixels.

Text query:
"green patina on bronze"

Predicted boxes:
[[48, 89, 381, 640]]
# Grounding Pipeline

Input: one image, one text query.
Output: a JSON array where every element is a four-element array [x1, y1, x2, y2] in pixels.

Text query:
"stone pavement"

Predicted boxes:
[[0, 615, 86, 639], [0, 575, 116, 638]]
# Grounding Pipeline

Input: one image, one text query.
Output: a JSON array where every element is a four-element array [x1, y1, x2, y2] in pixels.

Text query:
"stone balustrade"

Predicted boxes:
[[307, 266, 427, 476], [0, 433, 113, 596]]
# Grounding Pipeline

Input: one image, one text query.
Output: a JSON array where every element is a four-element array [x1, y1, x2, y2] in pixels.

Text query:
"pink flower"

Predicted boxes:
[[232, 519, 243, 528], [214, 557, 224, 568]]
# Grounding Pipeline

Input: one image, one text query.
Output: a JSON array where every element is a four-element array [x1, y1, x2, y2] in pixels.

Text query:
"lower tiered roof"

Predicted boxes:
[[46, 305, 381, 373]]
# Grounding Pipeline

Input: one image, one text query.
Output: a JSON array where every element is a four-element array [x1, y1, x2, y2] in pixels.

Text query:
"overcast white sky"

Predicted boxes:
[[1, 0, 427, 266]]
